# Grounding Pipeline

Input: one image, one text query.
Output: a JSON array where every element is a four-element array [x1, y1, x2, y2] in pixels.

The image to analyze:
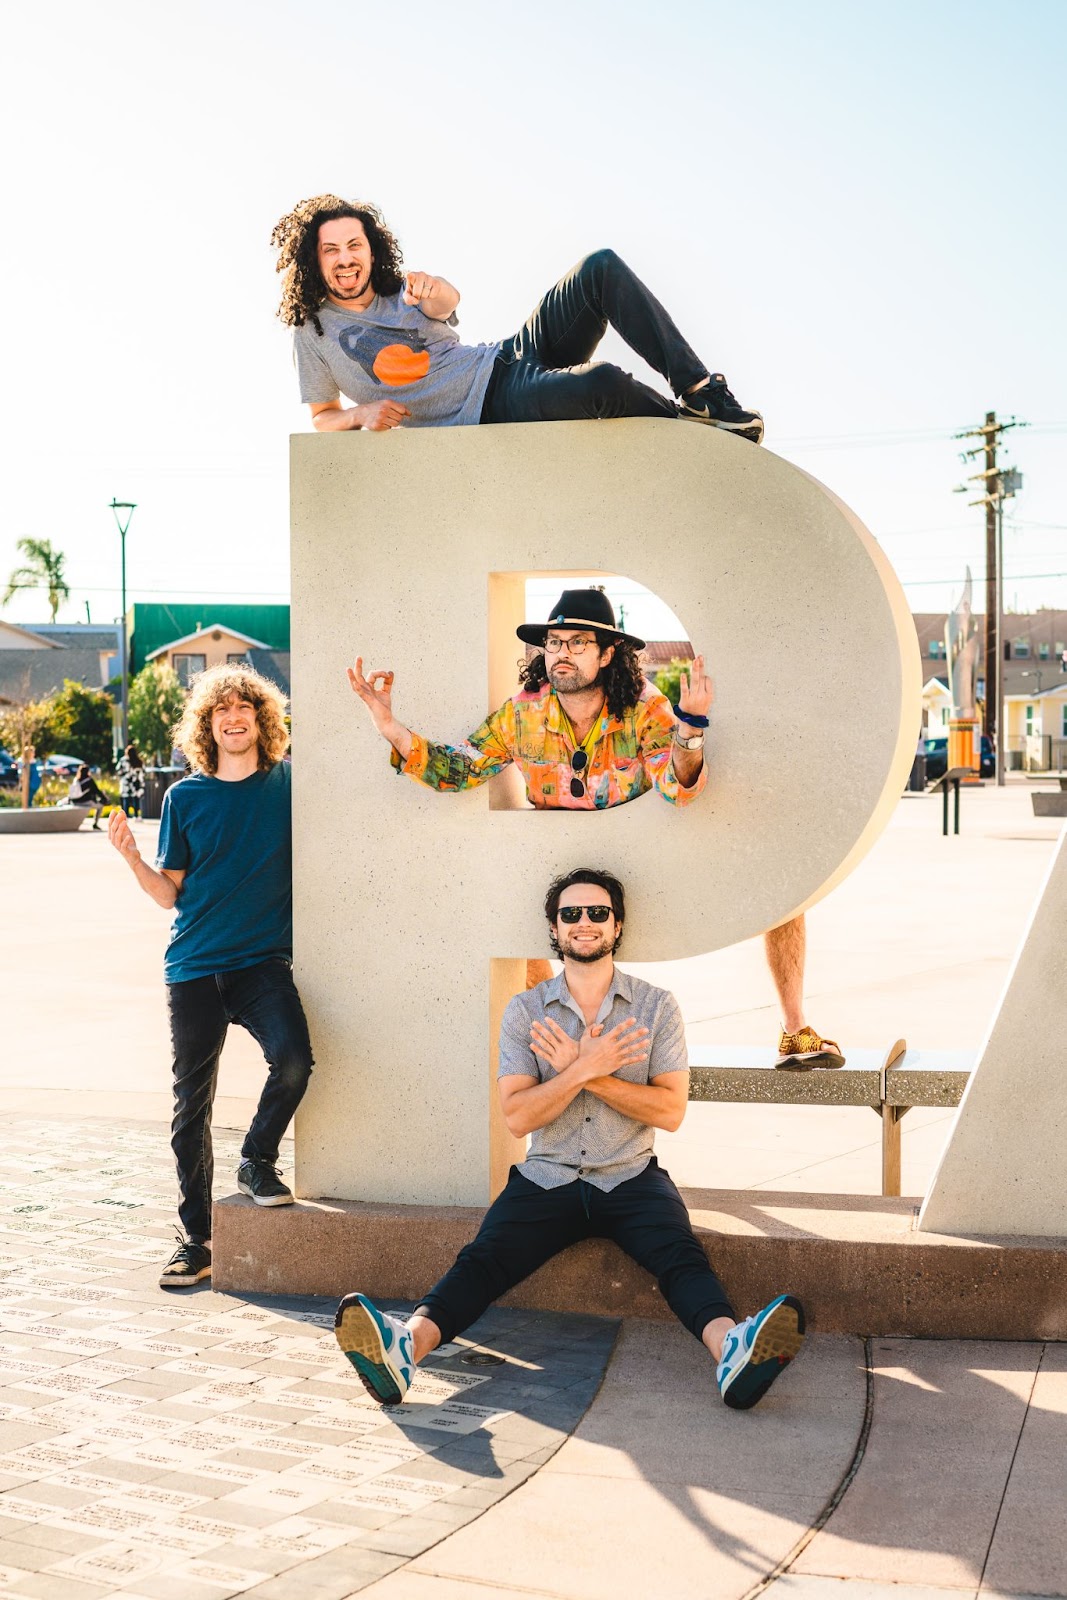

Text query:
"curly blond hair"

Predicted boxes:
[[172, 664, 290, 776]]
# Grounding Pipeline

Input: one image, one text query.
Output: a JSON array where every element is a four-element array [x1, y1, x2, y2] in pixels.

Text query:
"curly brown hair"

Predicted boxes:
[[172, 664, 290, 777], [271, 195, 405, 334], [518, 635, 647, 720]]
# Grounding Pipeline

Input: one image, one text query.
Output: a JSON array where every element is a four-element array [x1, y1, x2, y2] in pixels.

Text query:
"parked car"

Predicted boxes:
[[0, 748, 18, 788], [42, 753, 85, 779], [923, 734, 995, 783]]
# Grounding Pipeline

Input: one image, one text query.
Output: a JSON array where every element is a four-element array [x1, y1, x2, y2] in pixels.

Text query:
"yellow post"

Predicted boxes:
[[948, 717, 979, 776]]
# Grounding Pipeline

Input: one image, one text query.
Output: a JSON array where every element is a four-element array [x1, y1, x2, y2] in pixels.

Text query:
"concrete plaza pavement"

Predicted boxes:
[[1, 780, 1065, 1596]]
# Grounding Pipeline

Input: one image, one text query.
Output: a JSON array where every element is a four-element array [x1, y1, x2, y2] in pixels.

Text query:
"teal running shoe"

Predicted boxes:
[[334, 1292, 415, 1406], [716, 1293, 805, 1410]]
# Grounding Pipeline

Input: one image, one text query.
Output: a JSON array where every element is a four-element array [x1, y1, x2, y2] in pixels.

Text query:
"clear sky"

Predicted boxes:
[[1, 0, 1063, 636]]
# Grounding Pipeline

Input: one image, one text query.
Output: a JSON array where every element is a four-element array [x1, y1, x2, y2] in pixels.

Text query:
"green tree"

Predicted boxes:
[[128, 662, 186, 763], [0, 692, 54, 763], [2, 538, 71, 622], [43, 679, 115, 769], [651, 657, 693, 707]]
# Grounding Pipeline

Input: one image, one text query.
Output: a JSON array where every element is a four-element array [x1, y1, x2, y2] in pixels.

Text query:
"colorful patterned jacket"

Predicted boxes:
[[391, 679, 706, 808]]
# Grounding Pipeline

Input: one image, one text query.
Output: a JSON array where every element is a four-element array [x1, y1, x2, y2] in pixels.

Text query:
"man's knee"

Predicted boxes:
[[577, 246, 622, 281], [269, 1044, 313, 1093]]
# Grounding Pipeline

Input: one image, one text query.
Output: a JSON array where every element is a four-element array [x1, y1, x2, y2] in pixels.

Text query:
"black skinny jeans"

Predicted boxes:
[[416, 1159, 735, 1346], [166, 957, 314, 1242], [480, 248, 709, 424]]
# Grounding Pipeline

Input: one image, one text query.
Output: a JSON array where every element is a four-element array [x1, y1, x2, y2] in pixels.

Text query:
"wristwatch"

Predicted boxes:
[[673, 729, 705, 750]]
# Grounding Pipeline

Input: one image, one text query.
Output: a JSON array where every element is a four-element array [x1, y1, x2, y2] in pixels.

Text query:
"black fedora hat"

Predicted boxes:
[[516, 588, 645, 650]]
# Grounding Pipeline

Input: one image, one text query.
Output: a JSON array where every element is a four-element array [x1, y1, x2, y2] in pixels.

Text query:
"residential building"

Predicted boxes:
[[0, 621, 120, 707]]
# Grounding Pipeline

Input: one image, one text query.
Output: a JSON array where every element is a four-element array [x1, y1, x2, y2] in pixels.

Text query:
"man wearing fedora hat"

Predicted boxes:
[[350, 586, 708, 810], [349, 587, 843, 1067]]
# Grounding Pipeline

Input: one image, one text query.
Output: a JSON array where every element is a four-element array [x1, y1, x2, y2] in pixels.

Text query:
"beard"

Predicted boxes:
[[548, 659, 603, 694], [548, 927, 623, 963], [327, 263, 371, 300]]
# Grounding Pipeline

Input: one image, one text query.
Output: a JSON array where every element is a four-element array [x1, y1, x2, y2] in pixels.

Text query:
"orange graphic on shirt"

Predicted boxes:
[[373, 345, 432, 386]]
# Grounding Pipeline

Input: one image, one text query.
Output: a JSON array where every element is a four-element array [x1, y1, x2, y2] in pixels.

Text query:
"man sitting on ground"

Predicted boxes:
[[273, 195, 763, 440], [349, 586, 843, 1066], [335, 868, 805, 1412]]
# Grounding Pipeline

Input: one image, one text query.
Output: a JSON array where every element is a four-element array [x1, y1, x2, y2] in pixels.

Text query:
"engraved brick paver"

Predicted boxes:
[[0, 1118, 616, 1598]]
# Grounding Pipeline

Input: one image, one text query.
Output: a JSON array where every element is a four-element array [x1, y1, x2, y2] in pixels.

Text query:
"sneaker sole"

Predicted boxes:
[[709, 418, 765, 444], [680, 410, 764, 444], [775, 1052, 846, 1071], [159, 1264, 212, 1289], [237, 1181, 294, 1207], [334, 1295, 406, 1406], [721, 1296, 805, 1410]]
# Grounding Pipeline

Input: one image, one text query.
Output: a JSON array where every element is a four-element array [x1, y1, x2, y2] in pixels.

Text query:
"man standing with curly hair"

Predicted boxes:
[[272, 195, 763, 439], [108, 664, 313, 1288]]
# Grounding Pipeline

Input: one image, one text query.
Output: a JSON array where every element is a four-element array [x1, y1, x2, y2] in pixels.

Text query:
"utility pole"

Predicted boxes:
[[954, 415, 1026, 754]]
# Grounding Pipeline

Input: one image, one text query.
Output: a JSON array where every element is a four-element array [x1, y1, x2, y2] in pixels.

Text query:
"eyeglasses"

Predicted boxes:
[[569, 749, 587, 799], [558, 904, 613, 924], [545, 635, 597, 655]]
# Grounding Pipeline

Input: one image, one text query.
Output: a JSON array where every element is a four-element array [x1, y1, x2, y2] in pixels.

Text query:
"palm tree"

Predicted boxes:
[[2, 539, 71, 623]]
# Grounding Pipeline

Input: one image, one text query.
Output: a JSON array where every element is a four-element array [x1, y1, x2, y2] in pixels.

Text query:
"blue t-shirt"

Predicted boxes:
[[156, 763, 293, 985]]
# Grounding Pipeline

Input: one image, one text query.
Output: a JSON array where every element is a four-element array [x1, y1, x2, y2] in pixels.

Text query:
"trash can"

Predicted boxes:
[[142, 766, 185, 820], [908, 752, 927, 791]]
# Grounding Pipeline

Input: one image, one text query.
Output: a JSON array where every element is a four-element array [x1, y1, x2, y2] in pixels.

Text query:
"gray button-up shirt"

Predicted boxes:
[[497, 967, 688, 1192]]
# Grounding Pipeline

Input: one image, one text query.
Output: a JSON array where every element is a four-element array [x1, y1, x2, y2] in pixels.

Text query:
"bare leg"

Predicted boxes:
[[406, 1313, 442, 1365], [764, 915, 806, 1034], [702, 1315, 736, 1365]]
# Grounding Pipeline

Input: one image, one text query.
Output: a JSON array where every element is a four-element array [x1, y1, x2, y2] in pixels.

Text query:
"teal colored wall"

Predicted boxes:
[[128, 603, 290, 673]]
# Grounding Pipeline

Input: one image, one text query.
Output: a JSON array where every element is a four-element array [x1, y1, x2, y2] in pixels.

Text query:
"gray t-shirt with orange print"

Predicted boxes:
[[293, 294, 501, 427]]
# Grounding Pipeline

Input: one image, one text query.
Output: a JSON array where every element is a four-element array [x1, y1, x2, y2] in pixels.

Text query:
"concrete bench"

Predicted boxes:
[[686, 1041, 973, 1197], [0, 806, 91, 835]]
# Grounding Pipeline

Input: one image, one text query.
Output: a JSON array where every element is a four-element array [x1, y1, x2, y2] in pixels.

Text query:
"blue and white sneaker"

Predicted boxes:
[[334, 1292, 416, 1406], [716, 1293, 805, 1410]]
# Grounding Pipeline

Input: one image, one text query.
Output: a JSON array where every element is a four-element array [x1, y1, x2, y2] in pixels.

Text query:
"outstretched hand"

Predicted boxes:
[[678, 652, 713, 719], [347, 657, 397, 736], [108, 807, 141, 868], [402, 271, 439, 307]]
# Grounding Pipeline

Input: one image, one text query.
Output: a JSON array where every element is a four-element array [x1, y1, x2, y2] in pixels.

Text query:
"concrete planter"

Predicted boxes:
[[0, 807, 91, 834]]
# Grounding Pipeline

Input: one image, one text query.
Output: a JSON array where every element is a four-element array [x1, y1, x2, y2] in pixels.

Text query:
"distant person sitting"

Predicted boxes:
[[116, 743, 145, 819], [68, 764, 107, 829], [334, 868, 805, 1413], [273, 196, 763, 440]]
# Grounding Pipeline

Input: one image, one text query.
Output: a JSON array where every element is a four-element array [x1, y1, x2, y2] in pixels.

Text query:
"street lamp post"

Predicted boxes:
[[109, 500, 137, 748]]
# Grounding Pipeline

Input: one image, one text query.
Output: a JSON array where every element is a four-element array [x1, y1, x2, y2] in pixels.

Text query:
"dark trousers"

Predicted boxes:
[[166, 958, 314, 1242], [480, 248, 709, 424], [416, 1159, 735, 1345]]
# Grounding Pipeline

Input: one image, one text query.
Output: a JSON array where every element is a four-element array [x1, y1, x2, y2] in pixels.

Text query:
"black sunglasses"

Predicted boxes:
[[558, 904, 612, 924], [569, 749, 588, 799]]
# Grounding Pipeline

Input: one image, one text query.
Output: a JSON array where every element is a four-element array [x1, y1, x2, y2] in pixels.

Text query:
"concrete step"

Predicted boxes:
[[213, 1187, 1067, 1340]]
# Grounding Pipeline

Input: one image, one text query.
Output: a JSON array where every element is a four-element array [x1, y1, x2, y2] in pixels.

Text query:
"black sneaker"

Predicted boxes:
[[237, 1158, 294, 1207], [681, 374, 764, 443], [159, 1235, 212, 1289]]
